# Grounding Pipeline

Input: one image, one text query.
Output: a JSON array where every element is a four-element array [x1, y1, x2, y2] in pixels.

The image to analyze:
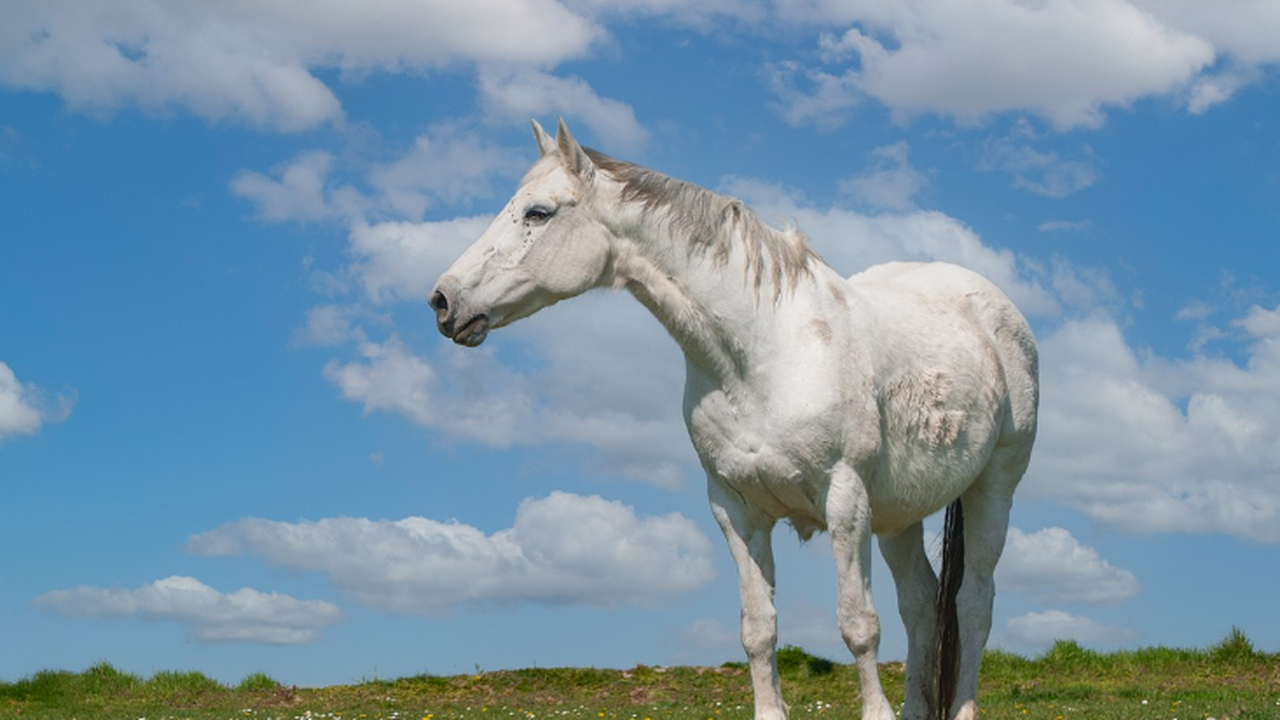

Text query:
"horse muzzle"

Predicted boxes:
[[430, 289, 490, 347]]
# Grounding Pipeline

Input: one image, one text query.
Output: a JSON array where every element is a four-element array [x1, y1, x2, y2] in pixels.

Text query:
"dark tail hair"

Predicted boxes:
[[936, 499, 964, 720]]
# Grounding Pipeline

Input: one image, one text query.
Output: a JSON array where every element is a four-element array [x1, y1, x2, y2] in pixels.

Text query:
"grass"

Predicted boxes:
[[2, 631, 1277, 720]]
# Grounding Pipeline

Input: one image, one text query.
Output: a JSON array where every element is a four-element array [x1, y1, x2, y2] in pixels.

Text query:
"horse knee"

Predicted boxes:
[[740, 606, 778, 658], [838, 607, 881, 657]]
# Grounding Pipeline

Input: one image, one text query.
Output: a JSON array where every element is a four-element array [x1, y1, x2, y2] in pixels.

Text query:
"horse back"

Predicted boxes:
[[848, 261, 1037, 428]]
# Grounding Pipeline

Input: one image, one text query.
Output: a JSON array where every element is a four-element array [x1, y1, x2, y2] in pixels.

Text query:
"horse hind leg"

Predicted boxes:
[[878, 521, 940, 720], [948, 451, 1026, 720]]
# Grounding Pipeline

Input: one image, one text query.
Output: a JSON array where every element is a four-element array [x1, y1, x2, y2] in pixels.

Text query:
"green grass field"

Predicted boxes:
[[3, 630, 1277, 720]]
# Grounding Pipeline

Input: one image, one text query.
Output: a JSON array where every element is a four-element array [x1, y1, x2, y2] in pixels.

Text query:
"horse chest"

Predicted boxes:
[[684, 385, 839, 528]]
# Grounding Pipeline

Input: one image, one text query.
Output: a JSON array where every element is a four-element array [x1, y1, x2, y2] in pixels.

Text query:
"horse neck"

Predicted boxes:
[[604, 191, 821, 384]]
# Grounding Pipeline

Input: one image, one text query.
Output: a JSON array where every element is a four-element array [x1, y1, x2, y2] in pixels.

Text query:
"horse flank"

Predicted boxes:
[[586, 149, 819, 302]]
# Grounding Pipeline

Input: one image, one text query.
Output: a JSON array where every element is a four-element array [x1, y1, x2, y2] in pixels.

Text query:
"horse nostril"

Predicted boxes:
[[430, 290, 449, 313]]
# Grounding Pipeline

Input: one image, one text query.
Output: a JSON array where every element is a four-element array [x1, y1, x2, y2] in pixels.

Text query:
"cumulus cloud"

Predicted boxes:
[[0, 0, 600, 131], [231, 127, 521, 224], [187, 492, 715, 613], [1030, 306, 1280, 543], [368, 127, 519, 219], [0, 361, 73, 444], [771, 0, 1219, 129], [976, 122, 1099, 198], [1134, 0, 1280, 67], [323, 335, 444, 429], [345, 217, 492, 305], [478, 69, 648, 153], [999, 527, 1140, 606], [230, 151, 347, 223], [569, 0, 767, 25], [295, 304, 372, 348], [1000, 609, 1138, 653], [839, 141, 929, 211], [765, 60, 863, 130], [33, 576, 342, 644], [323, 320, 691, 487]]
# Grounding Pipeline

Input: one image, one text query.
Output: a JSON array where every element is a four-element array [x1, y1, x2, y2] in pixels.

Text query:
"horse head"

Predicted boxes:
[[430, 119, 612, 346]]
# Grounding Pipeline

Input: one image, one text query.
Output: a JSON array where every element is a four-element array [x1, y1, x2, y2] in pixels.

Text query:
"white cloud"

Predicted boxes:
[[1030, 306, 1280, 543], [368, 127, 518, 219], [1135, 0, 1280, 67], [478, 69, 648, 153], [323, 335, 443, 429], [346, 217, 492, 305], [33, 576, 342, 645], [187, 492, 715, 614], [977, 123, 1099, 198], [772, 0, 1217, 129], [1038, 219, 1093, 234], [232, 127, 517, 224], [0, 361, 73, 444], [322, 314, 692, 487], [1000, 609, 1138, 653], [766, 60, 863, 130], [295, 304, 371, 348], [1186, 66, 1261, 115], [839, 141, 929, 211], [999, 527, 1140, 606], [569, 0, 767, 25], [230, 151, 345, 223], [0, 362, 45, 441], [0, 0, 600, 131], [1047, 258, 1124, 314]]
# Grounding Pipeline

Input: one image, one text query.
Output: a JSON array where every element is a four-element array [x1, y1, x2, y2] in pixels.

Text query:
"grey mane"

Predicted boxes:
[[586, 149, 818, 301]]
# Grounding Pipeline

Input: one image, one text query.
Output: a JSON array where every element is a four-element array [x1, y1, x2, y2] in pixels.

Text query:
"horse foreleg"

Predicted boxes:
[[708, 478, 786, 720], [879, 522, 940, 720], [827, 466, 896, 720]]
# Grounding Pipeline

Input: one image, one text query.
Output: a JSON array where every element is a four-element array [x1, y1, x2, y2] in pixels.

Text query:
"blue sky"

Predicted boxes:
[[3, 0, 1279, 688]]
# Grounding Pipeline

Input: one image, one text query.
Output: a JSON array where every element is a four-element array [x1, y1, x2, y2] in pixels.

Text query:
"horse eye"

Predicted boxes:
[[524, 206, 554, 223]]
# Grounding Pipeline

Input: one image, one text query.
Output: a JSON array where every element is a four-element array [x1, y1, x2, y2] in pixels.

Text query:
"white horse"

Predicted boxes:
[[430, 119, 1038, 720]]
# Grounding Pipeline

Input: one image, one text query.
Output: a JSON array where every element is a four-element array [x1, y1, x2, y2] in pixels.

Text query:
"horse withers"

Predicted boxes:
[[430, 119, 1038, 720]]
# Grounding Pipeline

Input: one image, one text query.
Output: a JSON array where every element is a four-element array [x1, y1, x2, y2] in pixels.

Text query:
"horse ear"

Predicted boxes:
[[555, 117, 595, 183], [532, 119, 555, 157]]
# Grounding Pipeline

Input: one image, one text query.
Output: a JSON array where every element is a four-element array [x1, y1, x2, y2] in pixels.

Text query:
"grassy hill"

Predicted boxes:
[[3, 630, 1277, 719]]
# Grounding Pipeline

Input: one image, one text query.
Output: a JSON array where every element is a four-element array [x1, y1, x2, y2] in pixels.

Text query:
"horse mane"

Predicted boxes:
[[585, 149, 818, 301]]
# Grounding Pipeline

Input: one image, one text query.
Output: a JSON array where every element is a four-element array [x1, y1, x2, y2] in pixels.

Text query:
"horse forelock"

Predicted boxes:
[[584, 149, 817, 299]]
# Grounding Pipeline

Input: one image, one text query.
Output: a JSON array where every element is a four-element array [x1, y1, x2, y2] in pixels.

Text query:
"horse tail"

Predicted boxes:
[[936, 498, 964, 720]]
